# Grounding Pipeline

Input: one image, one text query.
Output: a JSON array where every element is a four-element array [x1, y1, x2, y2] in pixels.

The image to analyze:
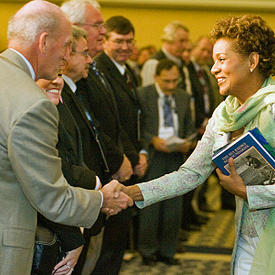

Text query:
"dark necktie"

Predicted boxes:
[[197, 68, 207, 94], [163, 95, 174, 127], [197, 67, 210, 115], [123, 68, 137, 98], [178, 60, 186, 90], [124, 69, 132, 90]]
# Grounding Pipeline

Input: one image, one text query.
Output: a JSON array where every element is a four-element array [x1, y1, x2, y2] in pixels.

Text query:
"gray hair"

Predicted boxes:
[[71, 25, 88, 50], [8, 9, 60, 44], [161, 21, 189, 42], [61, 0, 100, 25]]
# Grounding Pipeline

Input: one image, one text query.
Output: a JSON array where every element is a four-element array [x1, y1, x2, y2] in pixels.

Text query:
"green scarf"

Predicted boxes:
[[216, 77, 275, 275], [216, 77, 275, 142]]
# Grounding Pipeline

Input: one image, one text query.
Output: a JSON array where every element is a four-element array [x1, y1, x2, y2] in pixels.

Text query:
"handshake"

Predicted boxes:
[[100, 180, 134, 216]]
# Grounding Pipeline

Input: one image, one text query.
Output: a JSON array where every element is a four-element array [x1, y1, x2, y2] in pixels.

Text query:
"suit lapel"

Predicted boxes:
[[62, 82, 96, 138], [89, 68, 119, 115], [99, 52, 137, 102], [58, 102, 84, 164]]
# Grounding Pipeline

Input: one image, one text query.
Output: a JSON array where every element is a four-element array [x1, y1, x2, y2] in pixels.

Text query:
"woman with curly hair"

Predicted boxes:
[[123, 15, 275, 275]]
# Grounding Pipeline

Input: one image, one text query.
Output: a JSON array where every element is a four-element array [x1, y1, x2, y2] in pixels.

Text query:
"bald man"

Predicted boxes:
[[0, 1, 132, 274]]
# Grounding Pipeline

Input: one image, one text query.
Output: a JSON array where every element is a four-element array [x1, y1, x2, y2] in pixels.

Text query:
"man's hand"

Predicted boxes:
[[112, 154, 133, 182], [100, 180, 133, 216], [52, 245, 83, 274], [216, 158, 247, 199], [152, 136, 170, 153], [134, 153, 148, 177]]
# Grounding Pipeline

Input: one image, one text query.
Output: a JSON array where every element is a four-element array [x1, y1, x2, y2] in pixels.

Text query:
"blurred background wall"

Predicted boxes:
[[1, 0, 275, 51]]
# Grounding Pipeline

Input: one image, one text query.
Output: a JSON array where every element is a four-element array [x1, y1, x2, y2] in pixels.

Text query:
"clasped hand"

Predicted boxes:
[[100, 180, 133, 216]]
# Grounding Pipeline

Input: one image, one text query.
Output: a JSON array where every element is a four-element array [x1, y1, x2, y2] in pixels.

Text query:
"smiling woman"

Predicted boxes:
[[124, 14, 275, 275]]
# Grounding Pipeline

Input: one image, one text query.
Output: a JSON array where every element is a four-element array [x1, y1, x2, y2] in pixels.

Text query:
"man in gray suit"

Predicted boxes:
[[0, 1, 132, 274], [137, 59, 194, 265]]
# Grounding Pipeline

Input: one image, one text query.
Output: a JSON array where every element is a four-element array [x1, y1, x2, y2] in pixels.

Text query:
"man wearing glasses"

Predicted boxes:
[[61, 2, 141, 274], [94, 16, 148, 275], [0, 1, 132, 274]]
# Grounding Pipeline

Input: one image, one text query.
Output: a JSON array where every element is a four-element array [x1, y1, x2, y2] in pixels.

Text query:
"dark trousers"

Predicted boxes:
[[138, 151, 183, 258], [91, 208, 132, 275]]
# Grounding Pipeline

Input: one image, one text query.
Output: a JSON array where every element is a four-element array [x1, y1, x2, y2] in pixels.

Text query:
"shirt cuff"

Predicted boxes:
[[98, 190, 103, 208], [139, 149, 148, 155], [95, 176, 101, 190]]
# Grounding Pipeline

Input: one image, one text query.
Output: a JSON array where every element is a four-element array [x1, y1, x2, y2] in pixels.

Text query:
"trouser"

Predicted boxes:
[[81, 229, 104, 275], [91, 208, 132, 275]]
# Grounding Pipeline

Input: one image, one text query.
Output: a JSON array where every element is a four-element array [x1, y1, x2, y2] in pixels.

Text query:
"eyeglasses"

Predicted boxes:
[[72, 50, 90, 58], [79, 22, 106, 30], [110, 39, 136, 47]]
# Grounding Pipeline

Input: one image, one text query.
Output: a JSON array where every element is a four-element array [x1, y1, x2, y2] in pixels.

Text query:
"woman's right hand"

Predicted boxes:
[[52, 245, 83, 274]]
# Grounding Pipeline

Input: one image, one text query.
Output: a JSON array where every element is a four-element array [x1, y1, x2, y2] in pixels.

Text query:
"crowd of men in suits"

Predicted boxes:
[[0, 0, 228, 274]]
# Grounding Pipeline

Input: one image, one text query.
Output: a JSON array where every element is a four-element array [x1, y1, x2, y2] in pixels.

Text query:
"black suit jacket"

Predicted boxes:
[[39, 101, 99, 252], [57, 102, 97, 189], [61, 82, 123, 181], [95, 52, 145, 164], [77, 67, 139, 167], [186, 62, 207, 128]]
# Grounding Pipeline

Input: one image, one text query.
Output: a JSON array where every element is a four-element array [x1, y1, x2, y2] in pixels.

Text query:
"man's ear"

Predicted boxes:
[[38, 32, 49, 54], [249, 52, 260, 73]]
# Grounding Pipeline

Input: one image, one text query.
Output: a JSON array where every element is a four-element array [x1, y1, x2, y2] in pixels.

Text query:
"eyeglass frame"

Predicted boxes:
[[71, 49, 90, 58], [77, 22, 106, 30], [108, 38, 136, 47]]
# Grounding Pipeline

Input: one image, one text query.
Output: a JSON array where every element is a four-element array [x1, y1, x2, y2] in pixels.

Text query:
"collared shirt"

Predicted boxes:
[[62, 74, 77, 93], [161, 47, 182, 67], [141, 47, 182, 87], [155, 83, 179, 139], [111, 57, 126, 75], [10, 48, 35, 80]]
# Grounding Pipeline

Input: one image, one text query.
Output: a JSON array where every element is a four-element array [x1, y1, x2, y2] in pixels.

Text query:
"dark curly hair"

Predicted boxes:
[[210, 15, 275, 78]]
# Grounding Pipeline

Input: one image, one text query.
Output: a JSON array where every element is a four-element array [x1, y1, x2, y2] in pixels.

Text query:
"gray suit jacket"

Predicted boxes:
[[0, 49, 101, 274], [137, 84, 194, 152]]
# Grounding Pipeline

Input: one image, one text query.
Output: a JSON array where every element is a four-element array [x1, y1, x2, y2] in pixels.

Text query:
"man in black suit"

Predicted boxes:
[[93, 16, 148, 274], [60, 25, 133, 274], [137, 59, 194, 266], [61, 1, 139, 273]]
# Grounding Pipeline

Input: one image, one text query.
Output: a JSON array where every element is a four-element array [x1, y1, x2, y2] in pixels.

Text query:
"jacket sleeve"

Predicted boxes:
[[62, 160, 97, 190], [120, 127, 139, 167], [9, 99, 101, 228]]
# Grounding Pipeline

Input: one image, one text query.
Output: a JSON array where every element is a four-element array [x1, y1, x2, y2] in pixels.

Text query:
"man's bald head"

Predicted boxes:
[[8, 0, 72, 80], [8, 0, 69, 46]]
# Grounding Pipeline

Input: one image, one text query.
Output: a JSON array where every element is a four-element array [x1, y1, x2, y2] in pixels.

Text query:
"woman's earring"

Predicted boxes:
[[250, 68, 253, 73]]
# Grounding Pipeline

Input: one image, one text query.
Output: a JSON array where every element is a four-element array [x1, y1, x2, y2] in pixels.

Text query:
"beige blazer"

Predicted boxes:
[[0, 49, 102, 275]]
